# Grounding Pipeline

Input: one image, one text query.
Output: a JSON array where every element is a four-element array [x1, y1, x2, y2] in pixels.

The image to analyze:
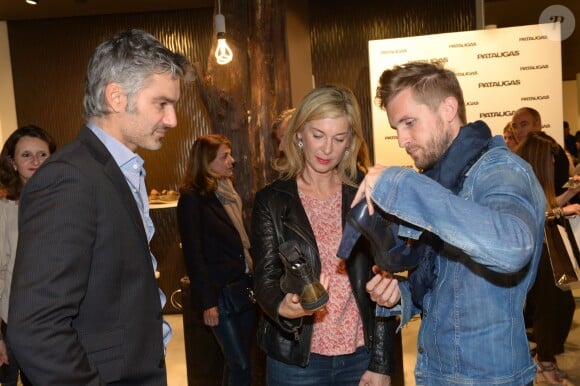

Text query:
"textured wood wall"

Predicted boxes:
[[9, 9, 214, 193], [8, 0, 476, 208], [309, 0, 476, 162]]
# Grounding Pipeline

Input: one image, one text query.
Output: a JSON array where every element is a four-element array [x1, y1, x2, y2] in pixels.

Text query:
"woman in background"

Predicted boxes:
[[251, 85, 395, 386], [0, 125, 55, 386], [517, 131, 578, 386], [177, 134, 255, 386], [503, 122, 519, 152]]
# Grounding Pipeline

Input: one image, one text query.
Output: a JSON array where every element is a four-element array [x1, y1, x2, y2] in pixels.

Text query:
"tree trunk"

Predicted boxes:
[[194, 0, 291, 223]]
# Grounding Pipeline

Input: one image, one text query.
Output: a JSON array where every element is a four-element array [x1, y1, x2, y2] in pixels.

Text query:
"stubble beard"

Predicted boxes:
[[413, 117, 454, 170]]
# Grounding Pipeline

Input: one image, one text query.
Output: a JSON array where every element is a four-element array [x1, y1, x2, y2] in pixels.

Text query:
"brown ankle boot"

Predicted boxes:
[[279, 240, 328, 311]]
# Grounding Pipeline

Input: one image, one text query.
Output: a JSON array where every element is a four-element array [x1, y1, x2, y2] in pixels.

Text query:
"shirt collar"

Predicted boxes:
[[86, 121, 144, 170]]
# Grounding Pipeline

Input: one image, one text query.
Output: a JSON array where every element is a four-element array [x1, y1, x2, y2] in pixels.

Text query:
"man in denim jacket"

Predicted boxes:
[[357, 62, 545, 385]]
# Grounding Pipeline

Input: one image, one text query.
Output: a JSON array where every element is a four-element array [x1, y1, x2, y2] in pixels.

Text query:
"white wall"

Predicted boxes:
[[369, 24, 564, 166], [0, 21, 17, 145]]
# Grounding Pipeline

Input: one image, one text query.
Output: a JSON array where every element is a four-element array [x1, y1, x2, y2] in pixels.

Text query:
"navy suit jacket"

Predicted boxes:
[[8, 126, 166, 385], [177, 189, 247, 312]]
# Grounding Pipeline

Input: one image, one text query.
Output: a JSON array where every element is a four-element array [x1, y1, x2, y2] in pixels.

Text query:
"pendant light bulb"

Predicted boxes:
[[215, 13, 233, 65]]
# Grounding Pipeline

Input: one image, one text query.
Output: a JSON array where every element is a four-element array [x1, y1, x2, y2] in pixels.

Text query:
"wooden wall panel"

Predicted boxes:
[[9, 9, 214, 191], [309, 0, 476, 161]]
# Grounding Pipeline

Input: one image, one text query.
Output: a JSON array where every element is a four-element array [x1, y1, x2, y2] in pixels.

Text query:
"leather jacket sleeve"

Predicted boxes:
[[369, 315, 399, 375], [348, 241, 398, 376], [251, 187, 302, 333]]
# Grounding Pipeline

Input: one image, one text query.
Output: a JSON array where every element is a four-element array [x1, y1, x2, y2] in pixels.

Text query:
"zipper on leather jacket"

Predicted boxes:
[[283, 221, 319, 343], [293, 327, 300, 341], [283, 222, 313, 247], [282, 222, 320, 271]]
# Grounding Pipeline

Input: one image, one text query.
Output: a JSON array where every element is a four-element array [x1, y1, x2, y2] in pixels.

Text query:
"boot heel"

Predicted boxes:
[[301, 282, 329, 311], [279, 240, 329, 310], [337, 220, 362, 259]]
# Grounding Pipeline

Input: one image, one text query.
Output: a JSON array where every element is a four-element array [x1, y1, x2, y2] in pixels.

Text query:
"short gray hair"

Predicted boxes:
[[83, 29, 190, 120]]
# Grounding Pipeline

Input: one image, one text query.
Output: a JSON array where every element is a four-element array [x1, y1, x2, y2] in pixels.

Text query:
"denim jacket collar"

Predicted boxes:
[[423, 120, 491, 193]]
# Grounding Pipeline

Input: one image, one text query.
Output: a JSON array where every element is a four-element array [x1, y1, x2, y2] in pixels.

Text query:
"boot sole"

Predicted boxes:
[[301, 291, 329, 312]]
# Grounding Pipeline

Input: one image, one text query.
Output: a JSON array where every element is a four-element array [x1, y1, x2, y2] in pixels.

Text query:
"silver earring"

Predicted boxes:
[[298, 140, 303, 149], [344, 149, 350, 157]]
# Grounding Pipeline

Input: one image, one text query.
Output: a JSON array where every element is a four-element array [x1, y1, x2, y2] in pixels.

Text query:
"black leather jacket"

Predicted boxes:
[[251, 178, 397, 374]]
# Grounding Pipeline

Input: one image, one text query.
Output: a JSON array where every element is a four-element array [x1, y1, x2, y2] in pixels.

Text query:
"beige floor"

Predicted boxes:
[[166, 292, 580, 386]]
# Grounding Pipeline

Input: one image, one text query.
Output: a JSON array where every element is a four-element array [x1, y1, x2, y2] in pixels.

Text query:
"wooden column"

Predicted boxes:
[[194, 0, 291, 221]]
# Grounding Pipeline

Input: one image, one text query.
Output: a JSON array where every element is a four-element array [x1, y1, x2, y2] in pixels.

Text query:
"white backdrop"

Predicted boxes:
[[368, 24, 563, 167]]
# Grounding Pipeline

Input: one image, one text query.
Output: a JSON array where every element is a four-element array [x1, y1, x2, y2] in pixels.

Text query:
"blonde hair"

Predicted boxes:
[[273, 85, 367, 186]]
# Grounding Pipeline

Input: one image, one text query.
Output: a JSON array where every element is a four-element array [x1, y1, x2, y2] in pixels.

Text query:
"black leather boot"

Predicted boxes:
[[279, 240, 328, 311]]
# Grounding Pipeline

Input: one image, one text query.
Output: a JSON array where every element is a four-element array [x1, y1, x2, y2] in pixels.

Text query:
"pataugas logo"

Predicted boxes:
[[455, 71, 478, 76], [380, 49, 407, 55], [476, 51, 520, 59], [519, 35, 548, 41], [408, 58, 449, 64], [520, 64, 549, 70], [479, 111, 517, 118], [521, 95, 550, 101], [448, 42, 477, 48], [478, 80, 521, 88]]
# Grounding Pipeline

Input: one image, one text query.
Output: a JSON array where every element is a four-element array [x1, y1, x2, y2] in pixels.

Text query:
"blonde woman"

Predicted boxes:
[[252, 85, 395, 386]]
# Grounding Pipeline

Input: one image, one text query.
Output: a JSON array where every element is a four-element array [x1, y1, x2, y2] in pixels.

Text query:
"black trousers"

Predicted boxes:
[[211, 296, 256, 386], [526, 247, 576, 362]]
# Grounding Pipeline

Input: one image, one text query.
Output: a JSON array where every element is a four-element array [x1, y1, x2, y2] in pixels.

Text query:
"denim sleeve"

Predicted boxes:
[[375, 280, 418, 332], [370, 155, 545, 274]]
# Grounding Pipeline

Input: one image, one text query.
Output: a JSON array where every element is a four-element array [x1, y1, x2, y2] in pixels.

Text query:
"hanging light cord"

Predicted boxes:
[[214, 0, 233, 65]]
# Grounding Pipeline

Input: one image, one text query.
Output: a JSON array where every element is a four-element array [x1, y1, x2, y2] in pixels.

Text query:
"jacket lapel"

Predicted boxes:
[[273, 179, 318, 251], [77, 126, 149, 247], [207, 193, 240, 235]]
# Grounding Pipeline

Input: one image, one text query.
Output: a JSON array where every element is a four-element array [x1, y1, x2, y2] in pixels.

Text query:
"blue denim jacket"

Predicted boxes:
[[374, 136, 545, 385]]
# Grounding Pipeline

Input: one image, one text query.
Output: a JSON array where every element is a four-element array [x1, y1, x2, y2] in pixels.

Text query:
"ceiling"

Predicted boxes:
[[484, 0, 579, 80], [0, 0, 578, 79], [0, 0, 213, 20]]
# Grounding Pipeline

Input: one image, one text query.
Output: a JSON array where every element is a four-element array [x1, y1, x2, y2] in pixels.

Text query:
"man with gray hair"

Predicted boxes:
[[8, 29, 190, 385]]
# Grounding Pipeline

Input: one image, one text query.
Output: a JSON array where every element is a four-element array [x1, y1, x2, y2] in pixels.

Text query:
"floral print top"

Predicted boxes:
[[299, 190, 364, 355]]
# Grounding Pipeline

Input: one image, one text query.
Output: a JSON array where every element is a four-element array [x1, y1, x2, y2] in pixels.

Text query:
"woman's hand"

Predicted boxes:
[[557, 175, 580, 206], [0, 340, 9, 366], [359, 370, 391, 386], [352, 165, 387, 215], [203, 306, 219, 327], [278, 273, 330, 319], [568, 175, 580, 194], [563, 203, 580, 216], [366, 266, 400, 307]]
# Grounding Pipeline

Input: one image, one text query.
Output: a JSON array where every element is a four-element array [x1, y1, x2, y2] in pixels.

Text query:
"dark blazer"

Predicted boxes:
[[8, 126, 166, 385], [176, 189, 247, 312], [251, 178, 397, 374]]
